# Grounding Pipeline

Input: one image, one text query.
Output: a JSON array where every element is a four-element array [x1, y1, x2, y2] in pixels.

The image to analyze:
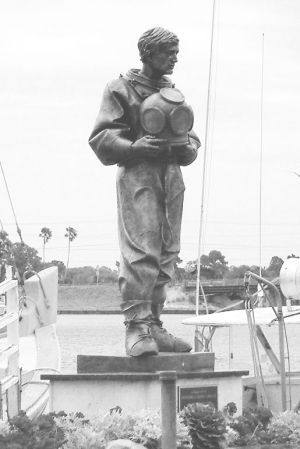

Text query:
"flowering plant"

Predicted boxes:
[[54, 408, 191, 449], [267, 410, 300, 445]]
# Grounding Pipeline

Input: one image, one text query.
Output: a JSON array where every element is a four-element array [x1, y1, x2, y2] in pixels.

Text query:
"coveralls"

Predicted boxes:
[[89, 69, 200, 312]]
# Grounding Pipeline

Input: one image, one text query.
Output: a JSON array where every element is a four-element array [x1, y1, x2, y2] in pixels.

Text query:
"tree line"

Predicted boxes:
[[0, 227, 78, 283], [0, 229, 297, 285], [174, 250, 293, 283]]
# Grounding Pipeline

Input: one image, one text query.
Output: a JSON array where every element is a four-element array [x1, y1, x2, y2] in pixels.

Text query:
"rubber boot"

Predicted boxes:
[[123, 303, 159, 357], [150, 304, 192, 353]]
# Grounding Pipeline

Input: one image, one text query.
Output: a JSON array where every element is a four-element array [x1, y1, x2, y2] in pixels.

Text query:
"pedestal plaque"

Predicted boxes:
[[178, 385, 218, 410]]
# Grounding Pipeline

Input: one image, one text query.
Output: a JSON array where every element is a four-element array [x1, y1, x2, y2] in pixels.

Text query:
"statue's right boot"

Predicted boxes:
[[123, 302, 159, 357]]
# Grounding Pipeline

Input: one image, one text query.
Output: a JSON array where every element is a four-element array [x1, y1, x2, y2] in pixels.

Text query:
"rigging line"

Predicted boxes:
[[202, 0, 221, 244], [196, 0, 217, 316], [259, 34, 265, 277], [0, 161, 24, 244]]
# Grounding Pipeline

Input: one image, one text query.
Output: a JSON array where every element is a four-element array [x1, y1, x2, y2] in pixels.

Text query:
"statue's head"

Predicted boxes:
[[138, 27, 179, 75]]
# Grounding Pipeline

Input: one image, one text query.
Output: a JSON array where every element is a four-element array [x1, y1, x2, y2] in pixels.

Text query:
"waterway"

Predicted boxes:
[[56, 314, 300, 374]]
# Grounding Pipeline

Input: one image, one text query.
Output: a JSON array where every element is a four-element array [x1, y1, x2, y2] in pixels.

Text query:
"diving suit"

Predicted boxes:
[[89, 68, 200, 356]]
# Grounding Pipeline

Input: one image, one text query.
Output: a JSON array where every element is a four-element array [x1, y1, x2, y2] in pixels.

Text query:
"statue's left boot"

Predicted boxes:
[[150, 304, 192, 353]]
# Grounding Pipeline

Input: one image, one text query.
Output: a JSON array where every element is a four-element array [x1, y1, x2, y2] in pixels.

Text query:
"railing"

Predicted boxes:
[[184, 280, 257, 295], [244, 271, 287, 411], [0, 277, 20, 419]]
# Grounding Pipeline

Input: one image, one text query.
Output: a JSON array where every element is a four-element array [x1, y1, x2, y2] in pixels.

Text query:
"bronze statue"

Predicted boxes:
[[89, 27, 201, 357]]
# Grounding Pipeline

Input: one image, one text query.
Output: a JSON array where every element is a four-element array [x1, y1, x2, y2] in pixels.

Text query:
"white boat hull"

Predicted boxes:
[[243, 373, 300, 412], [0, 266, 60, 420]]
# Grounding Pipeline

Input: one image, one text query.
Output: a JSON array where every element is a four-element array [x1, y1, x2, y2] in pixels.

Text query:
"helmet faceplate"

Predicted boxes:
[[140, 88, 194, 146]]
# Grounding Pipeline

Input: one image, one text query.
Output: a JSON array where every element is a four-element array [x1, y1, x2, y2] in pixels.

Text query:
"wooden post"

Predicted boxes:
[[159, 370, 177, 449]]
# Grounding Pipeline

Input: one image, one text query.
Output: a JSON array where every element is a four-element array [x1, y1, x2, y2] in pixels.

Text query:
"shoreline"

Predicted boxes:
[[57, 284, 222, 315], [58, 308, 197, 315]]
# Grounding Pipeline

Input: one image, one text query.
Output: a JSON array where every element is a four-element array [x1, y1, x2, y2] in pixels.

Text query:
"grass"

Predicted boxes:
[[57, 283, 196, 312], [58, 283, 121, 311], [57, 283, 236, 312]]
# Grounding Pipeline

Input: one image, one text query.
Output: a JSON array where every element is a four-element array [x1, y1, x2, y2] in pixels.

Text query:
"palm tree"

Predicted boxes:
[[64, 226, 77, 279], [39, 227, 52, 263]]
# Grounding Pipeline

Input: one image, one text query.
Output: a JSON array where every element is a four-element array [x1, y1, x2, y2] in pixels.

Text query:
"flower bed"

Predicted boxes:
[[1, 404, 300, 448]]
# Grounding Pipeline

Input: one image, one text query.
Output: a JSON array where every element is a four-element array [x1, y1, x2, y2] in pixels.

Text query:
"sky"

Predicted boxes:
[[1, 0, 300, 271]]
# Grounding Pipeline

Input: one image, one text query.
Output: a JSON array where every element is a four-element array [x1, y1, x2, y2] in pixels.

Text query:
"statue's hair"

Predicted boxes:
[[138, 27, 179, 62]]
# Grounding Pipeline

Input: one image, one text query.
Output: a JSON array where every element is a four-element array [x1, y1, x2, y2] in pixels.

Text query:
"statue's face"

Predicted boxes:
[[149, 43, 179, 75]]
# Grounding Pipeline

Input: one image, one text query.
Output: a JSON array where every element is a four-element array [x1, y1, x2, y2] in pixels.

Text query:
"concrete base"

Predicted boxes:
[[41, 371, 248, 416], [41, 352, 248, 417]]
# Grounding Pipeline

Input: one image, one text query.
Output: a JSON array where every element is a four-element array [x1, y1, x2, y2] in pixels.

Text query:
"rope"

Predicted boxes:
[[283, 322, 292, 409], [245, 296, 268, 407], [245, 271, 292, 410], [23, 269, 50, 309], [261, 285, 292, 409], [0, 162, 24, 245], [18, 294, 44, 326], [0, 161, 33, 278]]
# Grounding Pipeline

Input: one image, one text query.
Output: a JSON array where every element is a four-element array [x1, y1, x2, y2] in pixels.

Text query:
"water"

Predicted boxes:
[[56, 314, 300, 374], [57, 314, 195, 372]]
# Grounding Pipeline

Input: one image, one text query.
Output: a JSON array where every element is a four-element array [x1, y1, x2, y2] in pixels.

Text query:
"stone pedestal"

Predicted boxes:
[[41, 353, 248, 417], [77, 352, 214, 373]]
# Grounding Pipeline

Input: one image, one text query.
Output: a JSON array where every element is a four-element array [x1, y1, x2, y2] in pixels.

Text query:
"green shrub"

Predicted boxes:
[[0, 411, 65, 449], [5, 405, 300, 449], [226, 406, 273, 446], [267, 410, 300, 445]]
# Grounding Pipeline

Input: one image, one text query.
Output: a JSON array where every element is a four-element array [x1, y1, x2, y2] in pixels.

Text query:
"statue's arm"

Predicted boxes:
[[88, 82, 133, 166], [175, 129, 201, 166]]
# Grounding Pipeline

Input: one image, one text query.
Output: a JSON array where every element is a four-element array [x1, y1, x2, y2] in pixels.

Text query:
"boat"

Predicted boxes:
[[0, 264, 60, 420], [182, 257, 300, 412]]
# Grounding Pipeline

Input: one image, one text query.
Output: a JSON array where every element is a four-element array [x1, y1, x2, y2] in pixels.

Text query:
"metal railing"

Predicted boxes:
[[244, 271, 287, 411], [0, 277, 20, 419]]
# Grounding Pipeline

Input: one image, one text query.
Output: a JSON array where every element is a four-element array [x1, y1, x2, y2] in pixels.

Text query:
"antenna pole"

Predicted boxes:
[[196, 0, 217, 315]]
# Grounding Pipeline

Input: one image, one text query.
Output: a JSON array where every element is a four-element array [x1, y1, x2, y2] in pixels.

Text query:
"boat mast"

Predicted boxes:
[[259, 34, 265, 277], [195, 0, 217, 316]]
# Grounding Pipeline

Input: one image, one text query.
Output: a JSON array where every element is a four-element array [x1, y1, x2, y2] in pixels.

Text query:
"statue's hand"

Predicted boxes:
[[131, 136, 168, 158], [174, 143, 194, 154], [173, 142, 198, 165]]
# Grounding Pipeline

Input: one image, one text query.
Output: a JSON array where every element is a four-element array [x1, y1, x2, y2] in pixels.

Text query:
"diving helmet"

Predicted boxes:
[[139, 87, 194, 146]]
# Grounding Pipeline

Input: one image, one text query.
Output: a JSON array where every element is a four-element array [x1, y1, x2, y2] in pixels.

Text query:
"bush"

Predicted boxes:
[[3, 405, 300, 449], [226, 406, 273, 446], [0, 411, 65, 449], [267, 411, 300, 445]]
